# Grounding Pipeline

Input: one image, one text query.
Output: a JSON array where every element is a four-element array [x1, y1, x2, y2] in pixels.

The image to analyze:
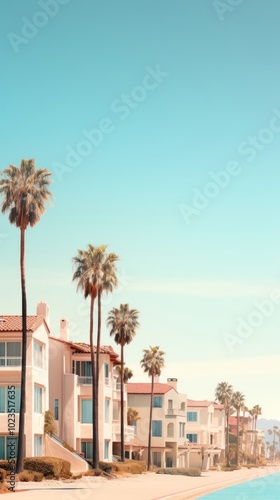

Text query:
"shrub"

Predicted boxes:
[[84, 469, 103, 477], [0, 461, 12, 473], [72, 473, 82, 480], [18, 470, 35, 482], [62, 441, 75, 452], [44, 410, 56, 435], [156, 467, 201, 477], [0, 468, 7, 482], [221, 465, 240, 471], [0, 482, 9, 493], [23, 457, 71, 479], [98, 460, 146, 475]]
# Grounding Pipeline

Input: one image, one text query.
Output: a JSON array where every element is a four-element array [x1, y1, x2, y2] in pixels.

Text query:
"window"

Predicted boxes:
[[187, 434, 198, 443], [167, 422, 174, 437], [81, 441, 93, 459], [34, 386, 43, 413], [0, 436, 18, 460], [179, 422, 185, 438], [105, 399, 110, 423], [152, 451, 161, 467], [168, 400, 173, 409], [34, 342, 43, 368], [152, 420, 162, 437], [113, 401, 119, 421], [0, 387, 20, 413], [81, 400, 92, 423], [153, 396, 162, 408], [104, 440, 110, 460], [54, 399, 59, 420], [0, 342, 21, 366], [72, 361, 92, 377], [104, 363, 109, 385], [34, 436, 42, 456], [187, 411, 198, 422]]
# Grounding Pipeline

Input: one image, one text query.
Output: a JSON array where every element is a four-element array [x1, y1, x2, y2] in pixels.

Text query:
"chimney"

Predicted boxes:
[[60, 318, 69, 341], [37, 301, 50, 327], [167, 378, 178, 390]]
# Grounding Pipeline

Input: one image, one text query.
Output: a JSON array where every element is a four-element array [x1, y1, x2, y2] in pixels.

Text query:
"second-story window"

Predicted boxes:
[[0, 387, 20, 413], [153, 396, 162, 408], [179, 422, 185, 438], [104, 363, 109, 385], [187, 411, 198, 422], [105, 399, 110, 423], [152, 420, 162, 437], [187, 433, 198, 443], [34, 342, 43, 368], [34, 386, 43, 414], [0, 342, 21, 367]]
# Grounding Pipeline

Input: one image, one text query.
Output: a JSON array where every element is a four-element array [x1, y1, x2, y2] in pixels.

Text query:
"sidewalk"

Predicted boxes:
[[14, 466, 280, 500]]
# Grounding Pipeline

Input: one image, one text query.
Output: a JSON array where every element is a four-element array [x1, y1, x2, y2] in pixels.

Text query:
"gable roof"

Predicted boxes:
[[187, 399, 224, 410], [0, 315, 50, 334], [127, 383, 176, 395], [49, 336, 120, 363]]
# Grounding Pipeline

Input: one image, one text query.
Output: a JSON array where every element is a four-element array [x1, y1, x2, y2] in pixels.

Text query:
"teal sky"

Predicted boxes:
[[1, 0, 280, 418]]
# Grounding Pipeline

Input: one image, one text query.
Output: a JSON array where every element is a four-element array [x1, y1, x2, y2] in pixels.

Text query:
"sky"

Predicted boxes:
[[1, 0, 280, 419]]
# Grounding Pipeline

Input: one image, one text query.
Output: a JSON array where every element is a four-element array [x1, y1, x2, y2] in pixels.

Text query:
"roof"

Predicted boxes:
[[127, 383, 176, 395], [187, 399, 224, 410], [49, 336, 120, 363], [0, 315, 50, 334]]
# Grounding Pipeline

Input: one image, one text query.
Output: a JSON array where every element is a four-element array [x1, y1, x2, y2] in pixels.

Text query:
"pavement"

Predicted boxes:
[[12, 466, 280, 500]]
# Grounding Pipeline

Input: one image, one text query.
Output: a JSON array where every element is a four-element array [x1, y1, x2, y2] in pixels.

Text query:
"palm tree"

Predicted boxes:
[[72, 244, 118, 467], [115, 366, 133, 384], [232, 391, 245, 467], [0, 159, 52, 473], [268, 425, 279, 462], [251, 404, 262, 461], [140, 346, 165, 470], [215, 381, 233, 467], [127, 407, 141, 426], [107, 304, 139, 462]]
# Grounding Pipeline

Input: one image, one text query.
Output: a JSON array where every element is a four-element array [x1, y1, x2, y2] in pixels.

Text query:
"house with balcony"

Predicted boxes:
[[127, 378, 189, 468], [0, 301, 50, 460], [49, 318, 135, 462], [186, 400, 225, 470]]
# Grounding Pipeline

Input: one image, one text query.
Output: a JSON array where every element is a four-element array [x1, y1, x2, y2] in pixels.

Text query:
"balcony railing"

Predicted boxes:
[[112, 423, 135, 440], [166, 408, 186, 416], [77, 376, 93, 385]]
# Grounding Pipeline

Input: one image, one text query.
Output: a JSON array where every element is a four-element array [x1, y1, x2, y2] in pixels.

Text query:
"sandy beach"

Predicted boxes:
[[14, 466, 280, 499]]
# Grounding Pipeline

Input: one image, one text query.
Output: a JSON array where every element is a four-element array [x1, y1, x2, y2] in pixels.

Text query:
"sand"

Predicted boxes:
[[13, 466, 280, 499]]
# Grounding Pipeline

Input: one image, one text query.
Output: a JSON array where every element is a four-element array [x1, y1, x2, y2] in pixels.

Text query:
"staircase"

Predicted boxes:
[[45, 434, 90, 473]]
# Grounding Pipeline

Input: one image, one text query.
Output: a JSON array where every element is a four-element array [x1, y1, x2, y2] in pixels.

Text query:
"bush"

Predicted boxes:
[[0, 482, 9, 493], [221, 465, 240, 471], [98, 460, 146, 475], [156, 467, 201, 477], [0, 461, 12, 473], [23, 457, 71, 479], [0, 468, 7, 482], [18, 470, 35, 482], [84, 468, 103, 477]]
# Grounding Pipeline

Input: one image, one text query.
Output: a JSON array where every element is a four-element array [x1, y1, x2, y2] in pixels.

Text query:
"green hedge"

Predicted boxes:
[[156, 467, 201, 476], [23, 457, 71, 479]]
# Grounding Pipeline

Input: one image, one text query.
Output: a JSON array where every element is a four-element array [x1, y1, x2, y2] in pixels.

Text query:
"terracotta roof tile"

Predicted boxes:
[[187, 399, 224, 410], [0, 315, 50, 333], [127, 383, 175, 395], [49, 336, 120, 363]]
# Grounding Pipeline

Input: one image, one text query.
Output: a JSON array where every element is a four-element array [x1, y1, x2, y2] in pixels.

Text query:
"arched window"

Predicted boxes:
[[167, 422, 174, 438]]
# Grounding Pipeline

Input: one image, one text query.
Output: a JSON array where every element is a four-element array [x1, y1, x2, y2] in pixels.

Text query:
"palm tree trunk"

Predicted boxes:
[[16, 227, 27, 474], [236, 409, 240, 467], [148, 374, 154, 470], [90, 294, 98, 468], [120, 343, 125, 462], [95, 290, 102, 459], [226, 410, 230, 467]]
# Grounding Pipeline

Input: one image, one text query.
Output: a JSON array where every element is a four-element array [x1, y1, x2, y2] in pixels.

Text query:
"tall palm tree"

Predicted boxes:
[[232, 391, 245, 466], [0, 159, 52, 473], [215, 381, 233, 467], [72, 244, 118, 467], [251, 404, 262, 461], [268, 425, 279, 462], [140, 346, 165, 470], [107, 304, 139, 462]]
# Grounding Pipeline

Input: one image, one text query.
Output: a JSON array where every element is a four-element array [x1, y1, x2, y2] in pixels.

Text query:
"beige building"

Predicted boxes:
[[186, 400, 225, 470], [127, 379, 189, 468], [0, 302, 50, 459]]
